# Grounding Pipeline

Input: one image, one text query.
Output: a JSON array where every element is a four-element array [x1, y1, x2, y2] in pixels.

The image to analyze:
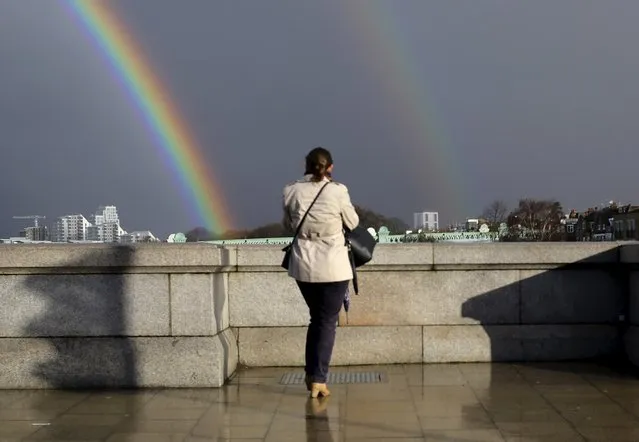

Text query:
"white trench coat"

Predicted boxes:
[[282, 175, 359, 283]]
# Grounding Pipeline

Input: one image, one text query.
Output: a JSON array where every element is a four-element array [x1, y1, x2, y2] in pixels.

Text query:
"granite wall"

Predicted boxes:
[[0, 244, 237, 389], [0, 242, 635, 389], [231, 243, 627, 367]]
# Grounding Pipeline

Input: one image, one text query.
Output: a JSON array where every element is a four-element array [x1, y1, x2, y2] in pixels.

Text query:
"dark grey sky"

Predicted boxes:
[[2, 0, 638, 238]]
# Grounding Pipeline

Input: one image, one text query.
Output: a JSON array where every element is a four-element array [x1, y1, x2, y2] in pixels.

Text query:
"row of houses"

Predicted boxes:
[[564, 204, 639, 241]]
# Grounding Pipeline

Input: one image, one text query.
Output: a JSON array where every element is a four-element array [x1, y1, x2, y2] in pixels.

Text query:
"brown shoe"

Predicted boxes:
[[310, 383, 331, 398]]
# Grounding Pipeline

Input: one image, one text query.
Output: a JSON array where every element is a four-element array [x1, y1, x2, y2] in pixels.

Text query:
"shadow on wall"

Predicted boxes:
[[457, 246, 636, 432], [460, 247, 628, 366], [23, 245, 137, 389]]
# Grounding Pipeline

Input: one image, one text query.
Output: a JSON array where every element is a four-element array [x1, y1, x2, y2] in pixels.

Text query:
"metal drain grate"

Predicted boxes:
[[279, 371, 386, 385]]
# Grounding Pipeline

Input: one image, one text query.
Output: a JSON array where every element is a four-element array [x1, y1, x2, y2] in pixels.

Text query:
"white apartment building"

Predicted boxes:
[[54, 215, 91, 242], [93, 205, 119, 225], [413, 211, 439, 231], [87, 223, 126, 243], [87, 205, 127, 243]]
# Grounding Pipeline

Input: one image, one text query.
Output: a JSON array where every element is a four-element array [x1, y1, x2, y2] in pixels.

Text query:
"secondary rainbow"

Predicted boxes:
[[64, 0, 233, 234], [340, 2, 471, 216]]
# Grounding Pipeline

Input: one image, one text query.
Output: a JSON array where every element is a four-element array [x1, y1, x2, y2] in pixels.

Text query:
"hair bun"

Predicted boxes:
[[305, 147, 333, 182]]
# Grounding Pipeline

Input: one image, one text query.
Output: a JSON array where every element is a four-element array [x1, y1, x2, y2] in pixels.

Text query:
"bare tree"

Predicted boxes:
[[508, 199, 564, 241], [481, 200, 509, 229]]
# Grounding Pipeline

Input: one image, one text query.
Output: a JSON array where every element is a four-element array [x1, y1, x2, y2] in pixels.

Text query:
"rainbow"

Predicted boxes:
[[340, 2, 470, 217], [64, 0, 233, 234]]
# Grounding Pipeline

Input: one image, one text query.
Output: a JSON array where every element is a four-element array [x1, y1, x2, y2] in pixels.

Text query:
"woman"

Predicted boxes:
[[282, 147, 359, 398]]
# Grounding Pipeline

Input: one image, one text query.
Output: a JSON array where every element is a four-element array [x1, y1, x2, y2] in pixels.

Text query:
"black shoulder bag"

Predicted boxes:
[[281, 182, 330, 270], [346, 226, 376, 268], [345, 226, 377, 294]]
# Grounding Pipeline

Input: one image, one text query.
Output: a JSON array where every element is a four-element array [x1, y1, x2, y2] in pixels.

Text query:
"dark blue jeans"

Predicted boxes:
[[296, 280, 349, 384]]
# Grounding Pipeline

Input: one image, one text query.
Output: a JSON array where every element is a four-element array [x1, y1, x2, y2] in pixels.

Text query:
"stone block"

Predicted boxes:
[[0, 274, 169, 338], [423, 325, 523, 363], [340, 270, 520, 326], [129, 244, 234, 269], [434, 243, 619, 268], [0, 244, 234, 273], [333, 326, 423, 365], [234, 244, 435, 270], [621, 243, 639, 264], [229, 273, 308, 327], [423, 325, 619, 363], [238, 326, 422, 366], [0, 329, 238, 389], [366, 244, 433, 267], [234, 244, 434, 269], [238, 327, 305, 366], [170, 273, 229, 336], [520, 269, 624, 324], [236, 245, 285, 270]]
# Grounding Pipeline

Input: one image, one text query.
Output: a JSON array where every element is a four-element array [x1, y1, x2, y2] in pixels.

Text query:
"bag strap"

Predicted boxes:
[[349, 250, 359, 295], [291, 181, 330, 243]]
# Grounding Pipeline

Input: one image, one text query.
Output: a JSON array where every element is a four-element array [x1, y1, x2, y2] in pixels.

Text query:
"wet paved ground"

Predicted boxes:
[[3, 362, 639, 441]]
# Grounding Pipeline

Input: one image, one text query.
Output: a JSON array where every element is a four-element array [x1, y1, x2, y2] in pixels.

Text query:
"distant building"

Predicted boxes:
[[413, 211, 439, 231], [87, 205, 126, 243], [611, 205, 639, 241], [20, 226, 49, 241], [562, 216, 583, 242], [87, 223, 126, 243], [92, 205, 119, 225], [465, 219, 480, 232], [54, 215, 91, 242], [120, 231, 159, 243], [585, 207, 616, 241], [562, 203, 639, 241]]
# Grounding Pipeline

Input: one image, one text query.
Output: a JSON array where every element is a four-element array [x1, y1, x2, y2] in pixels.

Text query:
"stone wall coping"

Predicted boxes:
[[0, 242, 636, 274], [233, 243, 628, 270], [0, 244, 235, 273], [434, 242, 621, 267]]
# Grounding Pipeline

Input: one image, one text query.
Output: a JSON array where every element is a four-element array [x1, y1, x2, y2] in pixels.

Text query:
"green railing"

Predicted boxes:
[[204, 230, 500, 245]]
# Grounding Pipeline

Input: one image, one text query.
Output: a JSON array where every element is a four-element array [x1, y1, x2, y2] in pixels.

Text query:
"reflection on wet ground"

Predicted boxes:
[[3, 362, 639, 441]]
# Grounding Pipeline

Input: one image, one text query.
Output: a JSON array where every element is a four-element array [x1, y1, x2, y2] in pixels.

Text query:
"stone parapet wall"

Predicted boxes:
[[0, 242, 636, 389], [0, 244, 235, 389], [230, 243, 627, 368]]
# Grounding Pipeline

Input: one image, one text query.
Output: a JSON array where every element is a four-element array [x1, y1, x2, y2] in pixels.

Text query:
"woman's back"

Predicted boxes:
[[283, 176, 358, 241], [282, 149, 359, 283]]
